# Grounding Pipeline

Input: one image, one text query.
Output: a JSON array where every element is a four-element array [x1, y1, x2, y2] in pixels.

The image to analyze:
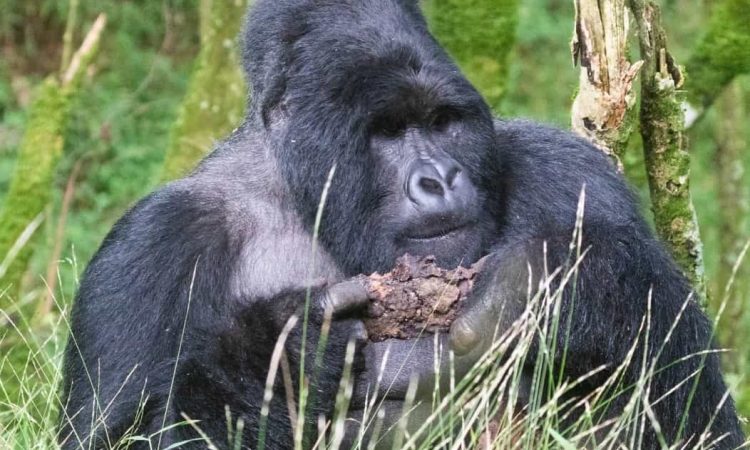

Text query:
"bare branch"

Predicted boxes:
[[62, 14, 107, 88], [60, 0, 80, 74]]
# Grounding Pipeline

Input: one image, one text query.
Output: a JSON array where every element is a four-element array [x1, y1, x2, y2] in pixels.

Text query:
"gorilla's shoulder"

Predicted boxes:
[[494, 119, 615, 170], [96, 129, 289, 271], [493, 118, 625, 185], [493, 118, 640, 224], [98, 182, 237, 260]]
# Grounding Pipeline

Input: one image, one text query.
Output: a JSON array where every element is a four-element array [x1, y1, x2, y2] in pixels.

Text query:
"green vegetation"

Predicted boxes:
[[685, 0, 750, 111], [0, 14, 106, 305], [160, 0, 248, 181], [0, 79, 70, 301], [0, 0, 200, 297]]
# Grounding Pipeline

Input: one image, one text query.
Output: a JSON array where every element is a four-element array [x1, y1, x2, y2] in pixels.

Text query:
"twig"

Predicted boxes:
[[62, 14, 107, 88], [60, 0, 80, 74], [37, 161, 81, 319]]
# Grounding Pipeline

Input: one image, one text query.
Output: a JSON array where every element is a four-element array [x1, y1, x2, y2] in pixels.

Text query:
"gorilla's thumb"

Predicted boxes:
[[449, 313, 481, 356]]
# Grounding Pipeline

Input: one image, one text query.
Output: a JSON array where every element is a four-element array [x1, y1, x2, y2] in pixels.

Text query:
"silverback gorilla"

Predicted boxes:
[[60, 0, 743, 448]]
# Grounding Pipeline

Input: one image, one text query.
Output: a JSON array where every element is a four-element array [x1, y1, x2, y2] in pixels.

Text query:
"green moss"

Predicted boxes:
[[0, 78, 69, 299], [425, 0, 519, 112], [686, 0, 750, 108], [160, 0, 248, 182], [632, 1, 707, 300], [641, 71, 706, 298], [0, 14, 104, 303]]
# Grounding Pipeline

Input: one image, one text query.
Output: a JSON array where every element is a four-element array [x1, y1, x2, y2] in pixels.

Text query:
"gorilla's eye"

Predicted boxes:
[[430, 108, 458, 132], [373, 116, 407, 138]]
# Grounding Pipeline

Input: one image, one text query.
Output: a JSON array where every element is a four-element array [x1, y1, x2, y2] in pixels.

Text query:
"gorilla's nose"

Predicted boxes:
[[406, 158, 475, 212]]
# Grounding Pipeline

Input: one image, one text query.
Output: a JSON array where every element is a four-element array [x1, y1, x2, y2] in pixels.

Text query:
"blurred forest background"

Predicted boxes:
[[0, 0, 748, 445]]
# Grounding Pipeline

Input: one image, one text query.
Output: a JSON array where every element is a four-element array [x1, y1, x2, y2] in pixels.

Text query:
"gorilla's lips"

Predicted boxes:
[[403, 223, 467, 241], [399, 213, 476, 242], [397, 220, 484, 269]]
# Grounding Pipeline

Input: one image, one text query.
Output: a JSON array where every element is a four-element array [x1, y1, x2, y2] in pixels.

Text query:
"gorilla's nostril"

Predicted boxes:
[[419, 177, 445, 197], [446, 167, 461, 188]]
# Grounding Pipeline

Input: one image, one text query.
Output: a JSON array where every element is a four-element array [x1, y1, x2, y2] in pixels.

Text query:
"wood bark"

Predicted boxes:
[[570, 0, 642, 167], [357, 255, 484, 342], [630, 0, 707, 302]]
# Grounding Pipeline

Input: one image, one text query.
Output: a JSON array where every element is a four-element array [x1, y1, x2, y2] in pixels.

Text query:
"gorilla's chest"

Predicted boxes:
[[230, 203, 343, 299]]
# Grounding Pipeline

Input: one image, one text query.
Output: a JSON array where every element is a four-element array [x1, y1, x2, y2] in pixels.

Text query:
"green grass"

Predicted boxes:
[[2, 220, 748, 449], [1, 0, 749, 448], [0, 285, 69, 448]]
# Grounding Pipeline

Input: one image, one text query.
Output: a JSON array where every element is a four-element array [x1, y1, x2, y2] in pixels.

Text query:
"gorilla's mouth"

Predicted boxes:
[[402, 222, 469, 242], [406, 227, 463, 241], [395, 218, 487, 269]]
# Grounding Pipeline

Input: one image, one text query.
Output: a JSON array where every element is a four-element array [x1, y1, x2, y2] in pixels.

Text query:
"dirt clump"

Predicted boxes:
[[356, 254, 485, 342]]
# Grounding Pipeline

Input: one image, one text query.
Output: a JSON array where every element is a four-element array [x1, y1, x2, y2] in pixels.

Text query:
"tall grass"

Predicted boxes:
[[2, 231, 747, 449], [0, 271, 70, 448], [0, 183, 747, 450]]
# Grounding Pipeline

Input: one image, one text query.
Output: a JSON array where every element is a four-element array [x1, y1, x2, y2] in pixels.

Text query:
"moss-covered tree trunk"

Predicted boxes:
[[570, 0, 642, 168], [424, 0, 519, 111], [0, 15, 106, 305], [684, 0, 750, 125], [159, 0, 248, 182], [630, 0, 707, 301]]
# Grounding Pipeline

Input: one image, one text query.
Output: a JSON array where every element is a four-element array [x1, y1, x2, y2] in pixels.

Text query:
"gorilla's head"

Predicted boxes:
[[243, 0, 502, 274]]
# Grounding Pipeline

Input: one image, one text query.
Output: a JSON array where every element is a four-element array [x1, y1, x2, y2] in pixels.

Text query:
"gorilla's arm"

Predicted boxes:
[[60, 186, 233, 449], [59, 180, 366, 449], [452, 120, 742, 446]]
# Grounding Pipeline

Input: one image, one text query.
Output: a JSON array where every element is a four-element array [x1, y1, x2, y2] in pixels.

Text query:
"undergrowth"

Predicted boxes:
[[2, 211, 748, 449]]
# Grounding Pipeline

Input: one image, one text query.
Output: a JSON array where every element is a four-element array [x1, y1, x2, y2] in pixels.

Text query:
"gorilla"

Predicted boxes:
[[59, 0, 743, 448]]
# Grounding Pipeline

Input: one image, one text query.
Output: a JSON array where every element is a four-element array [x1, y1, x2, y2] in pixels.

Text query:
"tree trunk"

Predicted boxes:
[[714, 81, 750, 366], [631, 0, 707, 302], [159, 0, 248, 181], [570, 0, 642, 168]]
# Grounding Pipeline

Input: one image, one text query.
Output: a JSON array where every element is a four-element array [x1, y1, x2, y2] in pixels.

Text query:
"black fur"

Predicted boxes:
[[59, 0, 743, 448]]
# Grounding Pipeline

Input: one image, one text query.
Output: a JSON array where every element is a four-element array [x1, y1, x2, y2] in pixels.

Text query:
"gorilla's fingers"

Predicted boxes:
[[448, 314, 481, 356], [351, 320, 368, 342], [323, 281, 370, 316]]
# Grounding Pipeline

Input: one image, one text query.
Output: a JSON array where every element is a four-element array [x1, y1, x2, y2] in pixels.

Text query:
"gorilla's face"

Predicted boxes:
[[365, 76, 499, 270], [261, 1, 501, 274]]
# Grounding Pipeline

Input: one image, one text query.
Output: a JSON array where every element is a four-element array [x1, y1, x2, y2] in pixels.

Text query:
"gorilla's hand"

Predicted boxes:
[[344, 247, 539, 447], [352, 245, 539, 399], [320, 280, 372, 322], [448, 247, 536, 377], [277, 280, 370, 424], [306, 279, 370, 364], [313, 280, 371, 374]]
